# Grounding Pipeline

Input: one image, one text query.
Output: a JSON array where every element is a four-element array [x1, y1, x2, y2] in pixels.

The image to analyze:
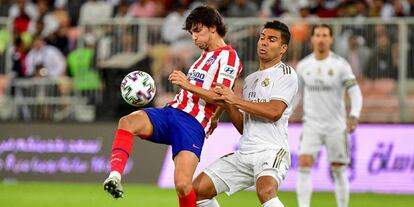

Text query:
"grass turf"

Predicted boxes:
[[0, 182, 413, 207]]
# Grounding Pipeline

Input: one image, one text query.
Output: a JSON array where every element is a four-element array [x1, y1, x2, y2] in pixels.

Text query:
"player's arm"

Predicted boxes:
[[342, 60, 363, 132], [215, 71, 298, 122], [216, 84, 287, 123], [206, 106, 224, 138], [168, 70, 223, 105], [223, 103, 243, 134], [344, 79, 363, 132], [214, 84, 287, 122]]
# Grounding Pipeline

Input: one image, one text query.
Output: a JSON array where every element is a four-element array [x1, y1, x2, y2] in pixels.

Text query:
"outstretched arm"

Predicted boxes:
[[169, 70, 222, 105], [214, 83, 287, 122]]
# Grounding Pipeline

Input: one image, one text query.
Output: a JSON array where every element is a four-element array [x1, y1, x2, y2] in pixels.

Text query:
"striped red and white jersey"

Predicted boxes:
[[168, 45, 242, 132]]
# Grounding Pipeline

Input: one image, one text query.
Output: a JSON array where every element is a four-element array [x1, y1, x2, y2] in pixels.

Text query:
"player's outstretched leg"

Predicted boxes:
[[104, 110, 153, 199], [103, 171, 124, 199]]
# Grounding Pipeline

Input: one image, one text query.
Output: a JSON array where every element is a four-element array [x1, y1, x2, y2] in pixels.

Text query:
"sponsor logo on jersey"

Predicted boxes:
[[219, 66, 236, 79], [261, 77, 270, 87], [307, 85, 333, 91], [188, 69, 207, 83]]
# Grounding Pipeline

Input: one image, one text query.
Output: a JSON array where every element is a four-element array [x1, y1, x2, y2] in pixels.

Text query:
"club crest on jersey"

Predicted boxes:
[[188, 69, 207, 83], [205, 56, 217, 66], [261, 77, 270, 87]]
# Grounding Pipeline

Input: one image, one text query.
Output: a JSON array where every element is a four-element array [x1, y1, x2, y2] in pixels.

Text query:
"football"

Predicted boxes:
[[120, 71, 156, 107]]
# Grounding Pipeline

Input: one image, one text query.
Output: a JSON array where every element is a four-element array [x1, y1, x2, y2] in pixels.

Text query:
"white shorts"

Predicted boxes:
[[298, 127, 350, 164], [203, 149, 290, 195]]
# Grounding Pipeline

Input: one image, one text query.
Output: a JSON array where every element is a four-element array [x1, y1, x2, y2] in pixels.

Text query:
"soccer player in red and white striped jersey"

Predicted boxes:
[[103, 6, 242, 207]]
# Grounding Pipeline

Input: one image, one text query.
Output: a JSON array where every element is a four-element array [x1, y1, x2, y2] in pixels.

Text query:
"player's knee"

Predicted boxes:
[[193, 173, 217, 200], [194, 183, 215, 200], [330, 163, 347, 175], [257, 185, 276, 202], [175, 180, 192, 196], [298, 155, 313, 167], [330, 162, 346, 168], [118, 111, 148, 135]]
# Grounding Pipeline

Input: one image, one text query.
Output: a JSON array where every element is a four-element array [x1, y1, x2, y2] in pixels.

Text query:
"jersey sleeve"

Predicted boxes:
[[340, 59, 357, 89], [270, 69, 298, 107], [216, 50, 242, 88]]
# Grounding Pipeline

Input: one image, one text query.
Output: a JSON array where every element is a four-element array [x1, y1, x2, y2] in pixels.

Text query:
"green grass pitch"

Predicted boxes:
[[0, 182, 413, 207]]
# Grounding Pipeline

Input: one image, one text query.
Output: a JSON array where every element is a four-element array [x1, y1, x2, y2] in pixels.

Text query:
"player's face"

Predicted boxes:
[[257, 28, 287, 61], [190, 24, 213, 51], [311, 27, 333, 53]]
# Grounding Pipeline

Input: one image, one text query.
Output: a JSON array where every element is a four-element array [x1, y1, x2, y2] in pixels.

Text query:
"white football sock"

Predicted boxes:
[[332, 166, 349, 207], [262, 197, 284, 207], [197, 198, 220, 207], [296, 167, 312, 207]]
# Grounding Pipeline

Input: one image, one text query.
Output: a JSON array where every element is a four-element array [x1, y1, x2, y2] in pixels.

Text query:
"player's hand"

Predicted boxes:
[[213, 83, 239, 105], [347, 116, 358, 133], [206, 118, 219, 139], [168, 70, 192, 91], [103, 174, 124, 199]]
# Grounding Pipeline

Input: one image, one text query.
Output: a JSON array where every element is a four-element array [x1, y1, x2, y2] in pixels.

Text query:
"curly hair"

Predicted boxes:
[[184, 6, 227, 37]]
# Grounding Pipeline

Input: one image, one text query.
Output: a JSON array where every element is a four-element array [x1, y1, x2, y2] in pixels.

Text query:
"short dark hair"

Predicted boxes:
[[184, 6, 227, 37], [263, 20, 291, 45], [311, 24, 333, 36]]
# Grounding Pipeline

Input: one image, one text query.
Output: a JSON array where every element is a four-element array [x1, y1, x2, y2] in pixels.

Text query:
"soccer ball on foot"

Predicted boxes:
[[120, 71, 156, 107]]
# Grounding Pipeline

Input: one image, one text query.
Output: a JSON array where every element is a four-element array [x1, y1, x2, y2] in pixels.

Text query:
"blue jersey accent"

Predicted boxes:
[[143, 106, 205, 158]]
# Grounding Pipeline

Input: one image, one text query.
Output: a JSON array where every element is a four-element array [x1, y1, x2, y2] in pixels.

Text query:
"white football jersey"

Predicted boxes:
[[239, 62, 298, 153], [296, 51, 357, 132]]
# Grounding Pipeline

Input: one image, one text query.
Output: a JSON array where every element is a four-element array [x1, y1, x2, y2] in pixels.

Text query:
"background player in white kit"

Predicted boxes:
[[192, 21, 298, 207], [295, 24, 363, 207]]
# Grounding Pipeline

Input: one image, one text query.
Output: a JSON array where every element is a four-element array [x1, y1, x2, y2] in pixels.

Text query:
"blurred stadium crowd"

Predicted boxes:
[[0, 0, 413, 122]]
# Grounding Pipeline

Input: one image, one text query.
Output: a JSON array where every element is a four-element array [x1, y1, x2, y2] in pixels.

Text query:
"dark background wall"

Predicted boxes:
[[0, 122, 167, 184]]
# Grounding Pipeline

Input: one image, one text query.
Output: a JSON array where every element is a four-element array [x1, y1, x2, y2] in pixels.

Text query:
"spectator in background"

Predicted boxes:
[[161, 1, 195, 68], [28, 0, 59, 37], [310, 0, 341, 17], [11, 35, 28, 78], [128, 0, 158, 17], [114, 0, 132, 18], [410, 0, 414, 16], [159, 1, 196, 94], [79, 0, 113, 25], [227, 0, 258, 17], [368, 0, 394, 19], [364, 33, 398, 80], [346, 34, 370, 80], [9, 0, 38, 35], [25, 35, 66, 78], [391, 0, 410, 17], [260, 0, 309, 17], [287, 3, 313, 66], [8, 0, 38, 21], [51, 0, 71, 28]]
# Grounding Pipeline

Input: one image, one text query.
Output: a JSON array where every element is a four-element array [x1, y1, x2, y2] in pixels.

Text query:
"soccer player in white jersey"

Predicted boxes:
[[295, 24, 363, 207], [192, 20, 298, 207], [103, 6, 242, 207]]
